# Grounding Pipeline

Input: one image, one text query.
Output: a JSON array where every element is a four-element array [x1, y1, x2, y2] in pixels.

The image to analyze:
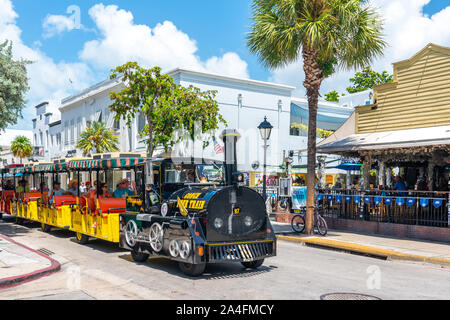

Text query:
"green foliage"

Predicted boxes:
[[324, 90, 340, 102], [0, 40, 32, 131], [247, 0, 386, 73], [109, 63, 226, 156], [76, 121, 119, 156], [291, 123, 334, 138], [11, 136, 32, 163], [346, 67, 393, 94]]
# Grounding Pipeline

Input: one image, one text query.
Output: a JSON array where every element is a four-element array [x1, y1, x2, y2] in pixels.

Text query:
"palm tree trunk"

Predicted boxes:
[[302, 45, 324, 236]]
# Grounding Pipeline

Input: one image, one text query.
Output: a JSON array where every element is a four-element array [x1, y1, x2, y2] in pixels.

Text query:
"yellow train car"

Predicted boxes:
[[2, 155, 145, 246]]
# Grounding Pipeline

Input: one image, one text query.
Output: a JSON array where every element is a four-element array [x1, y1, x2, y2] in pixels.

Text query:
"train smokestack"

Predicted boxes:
[[219, 129, 241, 186]]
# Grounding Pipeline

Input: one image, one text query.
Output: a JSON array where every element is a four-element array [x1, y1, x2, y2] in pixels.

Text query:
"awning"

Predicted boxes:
[[69, 158, 146, 170], [318, 125, 450, 154], [331, 163, 362, 171]]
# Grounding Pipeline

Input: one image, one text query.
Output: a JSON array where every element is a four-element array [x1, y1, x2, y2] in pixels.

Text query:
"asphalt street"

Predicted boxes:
[[1, 216, 449, 300]]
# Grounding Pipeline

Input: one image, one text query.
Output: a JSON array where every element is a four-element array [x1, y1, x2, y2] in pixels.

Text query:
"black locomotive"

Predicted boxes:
[[119, 129, 277, 276]]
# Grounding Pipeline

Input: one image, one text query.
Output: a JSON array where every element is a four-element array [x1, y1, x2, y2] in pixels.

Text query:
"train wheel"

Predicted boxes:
[[131, 249, 149, 263], [125, 220, 139, 248], [41, 222, 52, 233], [241, 259, 265, 269], [178, 262, 206, 277], [75, 232, 89, 245]]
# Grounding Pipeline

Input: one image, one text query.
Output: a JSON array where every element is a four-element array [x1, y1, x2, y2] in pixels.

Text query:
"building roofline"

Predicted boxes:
[[393, 43, 450, 67], [35, 102, 49, 109], [167, 68, 296, 91], [49, 120, 61, 127], [60, 76, 124, 111]]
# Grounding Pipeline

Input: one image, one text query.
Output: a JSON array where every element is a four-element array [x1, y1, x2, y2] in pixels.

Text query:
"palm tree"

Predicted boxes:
[[11, 136, 33, 164], [76, 121, 120, 156], [247, 0, 386, 235]]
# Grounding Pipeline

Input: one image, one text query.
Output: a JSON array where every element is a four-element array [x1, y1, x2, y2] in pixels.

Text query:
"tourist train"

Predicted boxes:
[[0, 130, 276, 276]]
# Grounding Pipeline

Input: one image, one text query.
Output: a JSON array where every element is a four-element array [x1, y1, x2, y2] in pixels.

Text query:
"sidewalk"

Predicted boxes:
[[272, 221, 450, 267], [0, 234, 61, 290]]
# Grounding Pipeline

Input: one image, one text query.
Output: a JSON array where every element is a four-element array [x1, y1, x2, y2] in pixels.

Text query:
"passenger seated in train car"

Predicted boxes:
[[98, 183, 112, 199], [16, 179, 30, 199], [48, 181, 66, 198], [113, 179, 137, 198], [67, 180, 80, 196], [4, 180, 14, 191], [40, 182, 49, 193]]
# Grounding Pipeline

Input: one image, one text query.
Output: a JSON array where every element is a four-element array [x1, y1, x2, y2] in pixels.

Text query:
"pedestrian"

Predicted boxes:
[[437, 177, 449, 191]]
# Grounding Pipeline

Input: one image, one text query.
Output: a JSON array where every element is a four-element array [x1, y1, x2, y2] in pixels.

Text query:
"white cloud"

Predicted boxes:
[[269, 0, 450, 97], [0, 0, 94, 129], [79, 4, 249, 77], [43, 14, 78, 38]]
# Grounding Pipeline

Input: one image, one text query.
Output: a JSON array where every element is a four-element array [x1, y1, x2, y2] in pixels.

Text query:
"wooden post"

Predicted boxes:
[[427, 161, 434, 191], [378, 161, 386, 188], [386, 166, 392, 189], [362, 156, 370, 190]]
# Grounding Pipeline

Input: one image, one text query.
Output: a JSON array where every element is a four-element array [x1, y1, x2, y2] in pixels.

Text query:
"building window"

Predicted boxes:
[[77, 117, 82, 141], [113, 118, 120, 131], [39, 131, 43, 147], [70, 119, 75, 144], [46, 131, 49, 148], [34, 134, 37, 145], [57, 133, 61, 146], [64, 121, 69, 145], [138, 113, 146, 132]]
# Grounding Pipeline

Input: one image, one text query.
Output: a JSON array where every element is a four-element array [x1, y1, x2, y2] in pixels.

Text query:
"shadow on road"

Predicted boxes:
[[118, 253, 277, 280], [69, 237, 128, 254], [0, 215, 35, 237]]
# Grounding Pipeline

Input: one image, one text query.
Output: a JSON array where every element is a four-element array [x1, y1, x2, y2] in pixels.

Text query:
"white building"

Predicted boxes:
[[32, 102, 62, 162], [33, 68, 356, 185], [0, 129, 33, 165], [338, 89, 373, 109]]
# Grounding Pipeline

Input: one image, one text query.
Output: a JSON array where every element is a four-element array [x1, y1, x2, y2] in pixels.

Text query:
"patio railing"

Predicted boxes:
[[317, 188, 450, 228]]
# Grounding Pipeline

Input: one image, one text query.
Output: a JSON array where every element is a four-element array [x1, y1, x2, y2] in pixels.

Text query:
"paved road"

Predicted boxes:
[[1, 216, 449, 300]]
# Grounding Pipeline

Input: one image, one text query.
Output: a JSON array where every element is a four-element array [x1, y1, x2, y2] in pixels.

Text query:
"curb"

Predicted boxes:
[[0, 234, 61, 290], [276, 235, 450, 267]]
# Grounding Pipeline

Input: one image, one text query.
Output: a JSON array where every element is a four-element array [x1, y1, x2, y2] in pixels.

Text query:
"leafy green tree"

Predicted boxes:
[[11, 136, 33, 164], [247, 0, 385, 235], [109, 63, 226, 157], [324, 90, 340, 102], [346, 67, 393, 94], [0, 40, 32, 130], [76, 121, 120, 156]]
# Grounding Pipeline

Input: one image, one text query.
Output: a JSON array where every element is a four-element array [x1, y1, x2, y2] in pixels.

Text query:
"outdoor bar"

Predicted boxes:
[[315, 44, 450, 238]]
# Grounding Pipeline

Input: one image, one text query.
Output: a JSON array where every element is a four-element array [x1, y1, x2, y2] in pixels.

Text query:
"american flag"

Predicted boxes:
[[212, 137, 224, 154]]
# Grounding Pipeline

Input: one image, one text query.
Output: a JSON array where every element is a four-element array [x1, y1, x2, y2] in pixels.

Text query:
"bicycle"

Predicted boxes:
[[291, 206, 328, 236]]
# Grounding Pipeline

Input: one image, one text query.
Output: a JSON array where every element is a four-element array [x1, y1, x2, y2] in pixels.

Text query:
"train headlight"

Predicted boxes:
[[214, 218, 224, 229], [161, 202, 169, 217], [244, 216, 253, 227]]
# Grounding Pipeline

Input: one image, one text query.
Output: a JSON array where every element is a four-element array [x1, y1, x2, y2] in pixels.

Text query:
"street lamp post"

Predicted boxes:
[[258, 117, 273, 201]]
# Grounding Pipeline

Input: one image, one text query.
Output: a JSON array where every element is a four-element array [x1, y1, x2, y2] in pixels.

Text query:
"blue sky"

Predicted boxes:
[[2, 0, 450, 130], [12, 0, 270, 80]]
